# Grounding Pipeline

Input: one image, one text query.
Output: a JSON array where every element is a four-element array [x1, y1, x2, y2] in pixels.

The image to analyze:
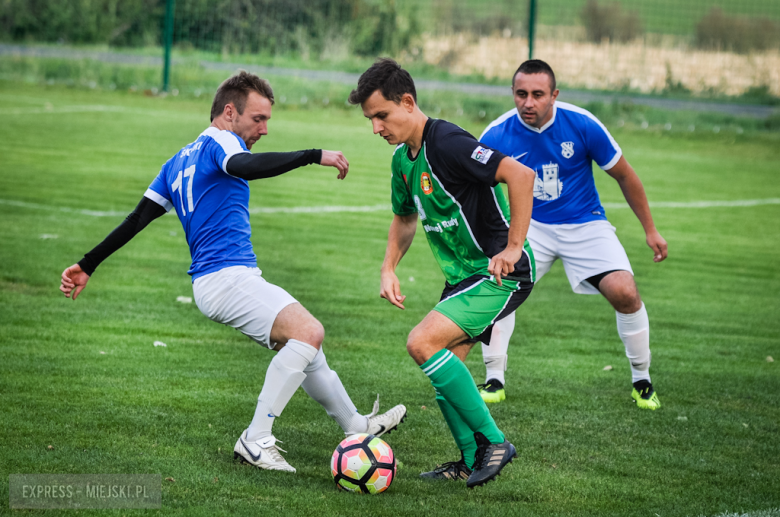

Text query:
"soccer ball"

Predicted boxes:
[[331, 433, 396, 494]]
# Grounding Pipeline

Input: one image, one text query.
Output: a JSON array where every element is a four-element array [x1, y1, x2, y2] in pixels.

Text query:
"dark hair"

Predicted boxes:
[[348, 58, 417, 105], [210, 71, 274, 122], [512, 59, 557, 92]]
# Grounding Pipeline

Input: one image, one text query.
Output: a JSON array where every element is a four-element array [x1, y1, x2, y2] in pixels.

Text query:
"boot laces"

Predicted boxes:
[[365, 394, 381, 419]]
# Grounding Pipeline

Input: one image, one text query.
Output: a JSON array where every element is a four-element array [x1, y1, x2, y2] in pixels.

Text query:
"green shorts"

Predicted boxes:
[[434, 274, 533, 342]]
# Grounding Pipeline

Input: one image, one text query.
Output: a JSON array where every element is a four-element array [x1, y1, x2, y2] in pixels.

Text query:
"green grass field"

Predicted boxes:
[[1, 80, 779, 516]]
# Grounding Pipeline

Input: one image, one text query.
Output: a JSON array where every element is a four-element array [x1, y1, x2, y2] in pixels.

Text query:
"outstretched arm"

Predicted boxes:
[[226, 149, 349, 180], [605, 156, 668, 262], [60, 197, 167, 300], [488, 157, 536, 285], [380, 213, 418, 310]]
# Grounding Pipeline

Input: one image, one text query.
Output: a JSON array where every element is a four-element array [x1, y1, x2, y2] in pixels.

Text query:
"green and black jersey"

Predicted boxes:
[[391, 118, 535, 286]]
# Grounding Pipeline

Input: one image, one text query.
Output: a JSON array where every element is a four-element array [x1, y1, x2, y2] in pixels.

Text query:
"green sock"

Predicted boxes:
[[435, 389, 478, 468], [421, 349, 504, 456]]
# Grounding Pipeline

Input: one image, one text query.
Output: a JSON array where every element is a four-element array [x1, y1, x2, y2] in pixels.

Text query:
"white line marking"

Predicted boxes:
[[0, 198, 391, 217], [0, 198, 127, 217], [603, 198, 780, 209], [247, 204, 390, 214], [1, 198, 777, 218]]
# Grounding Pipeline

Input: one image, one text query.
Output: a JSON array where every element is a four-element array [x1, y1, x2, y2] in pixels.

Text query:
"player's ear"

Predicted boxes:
[[401, 93, 416, 113], [551, 89, 560, 101], [224, 102, 235, 120]]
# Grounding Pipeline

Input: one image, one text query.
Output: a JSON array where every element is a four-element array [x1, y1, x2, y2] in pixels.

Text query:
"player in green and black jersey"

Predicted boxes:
[[349, 58, 537, 488]]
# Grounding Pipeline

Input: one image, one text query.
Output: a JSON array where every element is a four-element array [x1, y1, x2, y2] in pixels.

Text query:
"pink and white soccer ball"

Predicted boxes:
[[330, 433, 396, 494]]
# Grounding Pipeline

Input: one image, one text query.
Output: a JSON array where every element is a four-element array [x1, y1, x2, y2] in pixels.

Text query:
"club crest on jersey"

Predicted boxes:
[[470, 146, 493, 164], [533, 162, 563, 201], [414, 195, 427, 220], [561, 141, 574, 159], [420, 172, 434, 195]]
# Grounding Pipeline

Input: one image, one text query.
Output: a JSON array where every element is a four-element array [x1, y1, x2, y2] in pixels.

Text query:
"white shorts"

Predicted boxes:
[[192, 266, 298, 349], [527, 219, 633, 295]]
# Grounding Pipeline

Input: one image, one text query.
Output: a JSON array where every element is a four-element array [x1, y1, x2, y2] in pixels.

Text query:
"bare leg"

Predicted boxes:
[[598, 271, 642, 314], [269, 302, 324, 351], [450, 341, 475, 363], [406, 310, 473, 365]]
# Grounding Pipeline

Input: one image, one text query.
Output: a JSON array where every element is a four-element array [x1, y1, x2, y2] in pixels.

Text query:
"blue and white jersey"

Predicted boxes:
[[480, 101, 622, 225], [145, 126, 255, 280]]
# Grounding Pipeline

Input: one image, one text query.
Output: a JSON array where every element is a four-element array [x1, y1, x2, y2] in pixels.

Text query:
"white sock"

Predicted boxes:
[[301, 349, 368, 435], [481, 312, 515, 385], [616, 303, 652, 384], [246, 339, 318, 442]]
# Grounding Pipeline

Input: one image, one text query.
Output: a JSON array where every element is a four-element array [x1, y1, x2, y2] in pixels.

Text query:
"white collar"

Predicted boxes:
[[516, 103, 557, 134]]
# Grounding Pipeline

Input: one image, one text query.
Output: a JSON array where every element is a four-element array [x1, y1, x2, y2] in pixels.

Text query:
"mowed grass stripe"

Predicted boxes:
[[3, 197, 780, 220], [1, 82, 779, 516]]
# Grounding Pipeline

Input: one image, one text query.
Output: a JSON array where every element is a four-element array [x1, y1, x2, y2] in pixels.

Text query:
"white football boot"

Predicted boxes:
[[234, 432, 296, 473], [364, 396, 407, 437]]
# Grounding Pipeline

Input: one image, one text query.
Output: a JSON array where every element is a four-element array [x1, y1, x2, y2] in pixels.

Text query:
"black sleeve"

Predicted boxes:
[[435, 127, 507, 186], [77, 196, 168, 276], [225, 149, 322, 180]]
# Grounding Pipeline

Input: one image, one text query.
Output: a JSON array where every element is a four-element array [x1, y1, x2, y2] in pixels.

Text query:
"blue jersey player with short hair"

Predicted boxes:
[[60, 71, 406, 473], [476, 60, 668, 410]]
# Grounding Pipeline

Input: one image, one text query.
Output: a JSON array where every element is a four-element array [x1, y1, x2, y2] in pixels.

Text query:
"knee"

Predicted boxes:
[[304, 320, 325, 348], [612, 287, 642, 314], [405, 334, 419, 358], [405, 329, 425, 360], [290, 317, 324, 349], [602, 273, 642, 314]]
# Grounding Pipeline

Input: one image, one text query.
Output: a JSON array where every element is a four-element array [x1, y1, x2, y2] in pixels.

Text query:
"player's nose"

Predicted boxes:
[[372, 120, 382, 134]]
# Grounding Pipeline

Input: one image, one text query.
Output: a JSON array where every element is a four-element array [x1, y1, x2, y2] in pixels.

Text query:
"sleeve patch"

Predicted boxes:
[[471, 146, 494, 164]]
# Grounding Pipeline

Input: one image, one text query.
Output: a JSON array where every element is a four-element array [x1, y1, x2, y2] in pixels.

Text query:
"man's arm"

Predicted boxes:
[[605, 156, 668, 263], [488, 157, 536, 286], [59, 197, 168, 300], [380, 213, 418, 310], [226, 149, 349, 180]]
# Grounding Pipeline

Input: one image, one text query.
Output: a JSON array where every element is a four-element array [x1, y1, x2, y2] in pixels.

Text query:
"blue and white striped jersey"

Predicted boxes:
[[145, 127, 256, 280], [480, 102, 622, 225]]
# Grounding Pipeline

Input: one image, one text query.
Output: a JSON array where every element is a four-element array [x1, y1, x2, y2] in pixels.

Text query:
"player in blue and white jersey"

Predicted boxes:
[[477, 60, 668, 410], [60, 71, 406, 473]]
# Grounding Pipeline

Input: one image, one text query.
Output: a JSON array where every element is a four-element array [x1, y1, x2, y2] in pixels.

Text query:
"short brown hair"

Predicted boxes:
[[210, 71, 274, 122], [348, 58, 416, 106]]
